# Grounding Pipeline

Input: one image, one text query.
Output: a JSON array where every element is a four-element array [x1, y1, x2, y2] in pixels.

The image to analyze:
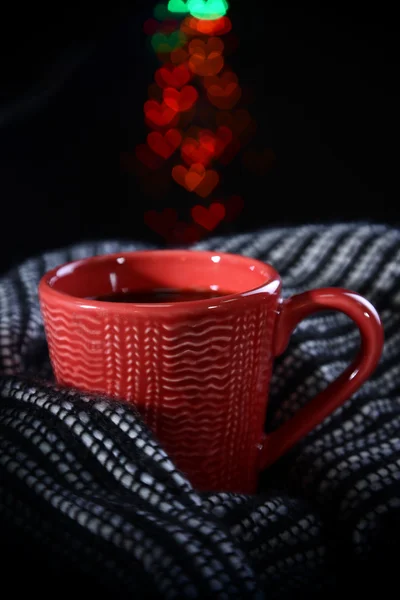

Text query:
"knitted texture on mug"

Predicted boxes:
[[1, 224, 399, 599]]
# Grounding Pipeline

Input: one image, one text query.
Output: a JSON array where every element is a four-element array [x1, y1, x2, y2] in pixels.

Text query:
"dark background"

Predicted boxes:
[[0, 2, 398, 274]]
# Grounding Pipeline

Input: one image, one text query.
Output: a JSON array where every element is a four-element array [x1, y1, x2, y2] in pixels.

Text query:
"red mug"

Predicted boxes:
[[38, 250, 384, 494]]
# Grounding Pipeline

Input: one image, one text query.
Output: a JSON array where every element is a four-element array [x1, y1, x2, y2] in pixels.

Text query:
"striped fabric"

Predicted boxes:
[[1, 224, 399, 599]]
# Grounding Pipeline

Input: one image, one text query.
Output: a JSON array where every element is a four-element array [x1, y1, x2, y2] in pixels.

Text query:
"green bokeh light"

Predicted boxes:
[[167, 0, 190, 14], [153, 4, 172, 20], [167, 0, 229, 20], [189, 0, 229, 20], [151, 30, 187, 53]]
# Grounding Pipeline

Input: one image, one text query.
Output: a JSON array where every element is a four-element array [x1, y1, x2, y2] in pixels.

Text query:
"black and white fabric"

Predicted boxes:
[[1, 223, 400, 599]]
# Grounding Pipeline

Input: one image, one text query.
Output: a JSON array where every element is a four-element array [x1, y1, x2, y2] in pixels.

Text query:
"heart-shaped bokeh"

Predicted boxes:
[[181, 135, 216, 166], [172, 163, 205, 191], [135, 145, 164, 170], [188, 53, 224, 76], [191, 169, 220, 197], [155, 63, 192, 89], [191, 202, 225, 230], [169, 222, 203, 244], [188, 37, 224, 56], [204, 71, 242, 109], [207, 83, 241, 109], [143, 19, 164, 36], [172, 163, 220, 197], [167, 0, 190, 14], [138, 0, 265, 240], [151, 31, 186, 54], [154, 3, 178, 20], [163, 85, 199, 112], [147, 129, 182, 159], [203, 70, 237, 88], [144, 209, 207, 245], [188, 0, 229, 20], [181, 16, 232, 36], [188, 38, 225, 77], [199, 126, 233, 158], [144, 100, 179, 128], [216, 108, 255, 138]]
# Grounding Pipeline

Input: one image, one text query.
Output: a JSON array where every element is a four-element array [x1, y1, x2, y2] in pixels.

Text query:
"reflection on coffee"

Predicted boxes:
[[91, 288, 231, 303]]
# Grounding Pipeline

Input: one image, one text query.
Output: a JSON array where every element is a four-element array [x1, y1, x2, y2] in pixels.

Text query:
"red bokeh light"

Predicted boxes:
[[163, 85, 199, 112], [144, 100, 179, 128], [192, 202, 225, 230], [147, 129, 182, 159], [155, 63, 192, 89], [132, 6, 274, 240]]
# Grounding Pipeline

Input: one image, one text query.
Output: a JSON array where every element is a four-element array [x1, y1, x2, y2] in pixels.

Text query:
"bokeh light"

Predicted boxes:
[[181, 135, 216, 167], [163, 85, 198, 111], [144, 17, 183, 35], [135, 144, 164, 170], [155, 63, 192, 89], [172, 163, 219, 197], [147, 129, 182, 159], [151, 31, 186, 54], [181, 16, 232, 36], [188, 36, 224, 55], [167, 0, 191, 15], [167, 0, 229, 20], [130, 1, 274, 242], [203, 71, 241, 109], [188, 37, 224, 76], [191, 202, 225, 230], [188, 0, 229, 20], [170, 47, 190, 65], [188, 52, 224, 76]]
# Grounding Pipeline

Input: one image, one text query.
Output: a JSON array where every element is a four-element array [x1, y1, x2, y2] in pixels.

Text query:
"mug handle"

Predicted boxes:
[[258, 287, 384, 469]]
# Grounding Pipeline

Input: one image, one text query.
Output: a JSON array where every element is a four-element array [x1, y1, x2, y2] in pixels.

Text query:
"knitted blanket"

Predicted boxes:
[[1, 224, 399, 599]]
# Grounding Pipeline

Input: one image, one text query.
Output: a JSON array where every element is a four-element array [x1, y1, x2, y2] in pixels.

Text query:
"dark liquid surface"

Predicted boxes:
[[91, 288, 232, 304]]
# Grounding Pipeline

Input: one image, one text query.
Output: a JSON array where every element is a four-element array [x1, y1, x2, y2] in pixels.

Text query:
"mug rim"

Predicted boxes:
[[38, 249, 282, 312]]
